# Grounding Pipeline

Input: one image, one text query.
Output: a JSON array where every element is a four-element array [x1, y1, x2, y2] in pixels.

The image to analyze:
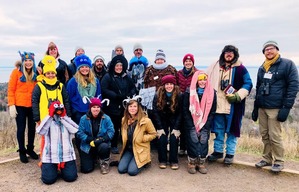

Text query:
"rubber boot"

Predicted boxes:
[[18, 149, 28, 163], [197, 158, 208, 174], [26, 145, 39, 159], [99, 158, 110, 174], [187, 156, 197, 174]]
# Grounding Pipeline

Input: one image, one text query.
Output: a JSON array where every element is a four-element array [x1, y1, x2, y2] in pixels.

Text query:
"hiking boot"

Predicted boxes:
[[255, 160, 272, 168], [207, 152, 223, 162], [170, 163, 179, 170], [197, 158, 208, 174], [187, 157, 196, 174], [111, 147, 119, 154], [223, 154, 234, 165], [18, 149, 28, 163], [99, 158, 110, 174], [159, 163, 167, 169], [26, 145, 39, 159], [271, 164, 284, 173]]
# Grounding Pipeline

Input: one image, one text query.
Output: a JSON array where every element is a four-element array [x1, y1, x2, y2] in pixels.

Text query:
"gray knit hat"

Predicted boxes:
[[155, 49, 166, 61], [262, 40, 279, 53], [133, 43, 143, 52]]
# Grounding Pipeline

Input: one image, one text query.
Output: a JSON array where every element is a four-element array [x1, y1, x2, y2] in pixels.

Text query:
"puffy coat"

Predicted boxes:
[[177, 67, 198, 93], [120, 117, 156, 168], [255, 57, 299, 109]]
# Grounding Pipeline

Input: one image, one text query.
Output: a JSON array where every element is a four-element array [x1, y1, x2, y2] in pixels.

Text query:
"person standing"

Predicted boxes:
[[101, 55, 137, 154], [68, 46, 85, 77], [92, 55, 107, 81], [118, 96, 156, 176], [252, 40, 299, 173], [153, 75, 182, 170], [7, 51, 38, 163], [207, 45, 252, 165], [183, 71, 216, 174]]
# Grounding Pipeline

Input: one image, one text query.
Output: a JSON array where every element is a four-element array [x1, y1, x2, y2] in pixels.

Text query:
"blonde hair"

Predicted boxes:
[[74, 69, 96, 87], [122, 100, 146, 130], [22, 63, 34, 82], [156, 85, 181, 113]]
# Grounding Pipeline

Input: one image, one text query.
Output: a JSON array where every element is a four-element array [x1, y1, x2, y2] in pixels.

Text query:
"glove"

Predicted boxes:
[[252, 107, 259, 122], [171, 129, 181, 139], [277, 108, 290, 122], [9, 105, 17, 118], [90, 138, 104, 147], [156, 129, 166, 139], [226, 92, 241, 103]]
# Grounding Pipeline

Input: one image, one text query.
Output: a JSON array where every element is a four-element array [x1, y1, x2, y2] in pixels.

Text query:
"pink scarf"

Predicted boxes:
[[189, 70, 214, 133]]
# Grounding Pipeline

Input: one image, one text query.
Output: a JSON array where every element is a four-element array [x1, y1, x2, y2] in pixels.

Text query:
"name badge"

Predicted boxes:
[[264, 73, 272, 79], [153, 76, 159, 80]]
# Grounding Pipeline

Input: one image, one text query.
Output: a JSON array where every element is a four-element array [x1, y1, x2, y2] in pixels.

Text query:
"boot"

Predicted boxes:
[[26, 145, 39, 159], [99, 158, 110, 174], [187, 156, 197, 174], [197, 158, 208, 174], [18, 149, 28, 163]]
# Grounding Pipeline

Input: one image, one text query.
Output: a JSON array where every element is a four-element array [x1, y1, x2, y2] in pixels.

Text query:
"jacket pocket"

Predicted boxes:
[[137, 148, 148, 163]]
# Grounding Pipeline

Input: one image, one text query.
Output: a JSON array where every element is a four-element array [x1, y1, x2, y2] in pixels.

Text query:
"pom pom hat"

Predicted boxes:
[[183, 53, 194, 64], [161, 74, 177, 85], [75, 54, 92, 70]]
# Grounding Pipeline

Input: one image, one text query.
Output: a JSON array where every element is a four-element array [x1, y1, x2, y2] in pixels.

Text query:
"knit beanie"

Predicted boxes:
[[18, 51, 37, 82], [197, 73, 207, 81], [47, 42, 59, 57], [42, 55, 57, 74], [183, 53, 194, 64], [75, 54, 92, 70], [133, 43, 143, 52], [262, 40, 279, 53], [155, 49, 166, 61], [115, 45, 124, 51], [74, 46, 85, 56], [89, 97, 102, 108], [93, 55, 105, 63], [161, 74, 177, 85]]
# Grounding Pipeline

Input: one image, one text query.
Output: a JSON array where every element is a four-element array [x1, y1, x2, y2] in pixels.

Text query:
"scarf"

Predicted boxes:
[[197, 87, 204, 95], [263, 54, 280, 72], [189, 70, 214, 133], [152, 62, 168, 70], [77, 79, 97, 99], [183, 67, 192, 76], [36, 74, 58, 85]]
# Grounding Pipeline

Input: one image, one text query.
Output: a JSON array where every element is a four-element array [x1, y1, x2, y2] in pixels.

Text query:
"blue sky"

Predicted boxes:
[[1, 0, 298, 82]]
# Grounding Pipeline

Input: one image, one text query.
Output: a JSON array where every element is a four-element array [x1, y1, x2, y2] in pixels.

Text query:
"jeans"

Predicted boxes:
[[41, 160, 77, 185], [15, 106, 35, 150], [79, 142, 110, 173], [118, 150, 142, 176], [213, 114, 237, 155], [185, 128, 210, 159], [157, 132, 179, 164]]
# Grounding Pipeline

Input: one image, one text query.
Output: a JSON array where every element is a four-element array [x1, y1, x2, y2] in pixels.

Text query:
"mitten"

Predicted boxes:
[[9, 105, 17, 118], [93, 137, 104, 147], [277, 108, 290, 122], [226, 92, 241, 103], [156, 129, 166, 139], [252, 107, 259, 122], [171, 129, 181, 139]]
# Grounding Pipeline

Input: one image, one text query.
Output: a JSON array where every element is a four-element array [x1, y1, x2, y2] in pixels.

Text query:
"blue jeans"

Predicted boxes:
[[118, 150, 142, 176], [41, 160, 78, 185], [185, 128, 210, 159], [213, 114, 237, 155]]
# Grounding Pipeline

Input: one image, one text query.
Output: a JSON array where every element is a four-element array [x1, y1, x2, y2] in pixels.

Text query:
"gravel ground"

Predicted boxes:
[[0, 151, 299, 192]]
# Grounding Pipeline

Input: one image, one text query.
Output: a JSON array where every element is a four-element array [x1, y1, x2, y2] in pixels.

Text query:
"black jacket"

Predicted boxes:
[[255, 57, 299, 109]]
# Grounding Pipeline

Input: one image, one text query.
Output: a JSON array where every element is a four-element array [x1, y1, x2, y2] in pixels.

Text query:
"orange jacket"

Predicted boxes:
[[7, 68, 36, 107]]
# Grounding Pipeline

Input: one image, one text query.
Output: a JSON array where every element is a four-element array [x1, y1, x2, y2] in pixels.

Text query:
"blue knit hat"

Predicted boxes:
[[18, 51, 37, 82], [74, 54, 92, 70]]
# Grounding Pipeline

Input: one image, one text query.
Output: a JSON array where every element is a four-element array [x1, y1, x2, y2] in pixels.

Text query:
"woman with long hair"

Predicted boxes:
[[118, 96, 156, 176]]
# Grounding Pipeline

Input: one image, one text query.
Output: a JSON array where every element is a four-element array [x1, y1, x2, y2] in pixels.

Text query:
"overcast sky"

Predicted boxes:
[[1, 0, 299, 82]]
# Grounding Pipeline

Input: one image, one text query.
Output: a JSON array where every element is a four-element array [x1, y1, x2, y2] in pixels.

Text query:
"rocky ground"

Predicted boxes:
[[0, 150, 299, 192]]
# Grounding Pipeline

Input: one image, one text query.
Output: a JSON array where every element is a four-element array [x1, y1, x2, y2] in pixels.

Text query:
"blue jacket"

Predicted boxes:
[[77, 113, 114, 154]]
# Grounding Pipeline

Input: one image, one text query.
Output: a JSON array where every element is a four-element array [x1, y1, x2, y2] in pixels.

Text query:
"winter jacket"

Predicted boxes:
[[32, 81, 71, 122], [177, 67, 198, 93], [92, 64, 107, 81], [120, 117, 156, 168], [8, 68, 36, 107], [255, 56, 299, 109], [77, 113, 115, 154], [144, 65, 177, 89]]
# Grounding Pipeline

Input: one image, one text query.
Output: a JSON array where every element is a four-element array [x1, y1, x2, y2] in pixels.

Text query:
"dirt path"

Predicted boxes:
[[0, 151, 298, 192]]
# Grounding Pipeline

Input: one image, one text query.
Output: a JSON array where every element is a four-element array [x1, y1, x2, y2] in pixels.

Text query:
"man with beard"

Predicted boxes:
[[206, 45, 252, 165], [92, 55, 107, 81], [252, 41, 298, 173]]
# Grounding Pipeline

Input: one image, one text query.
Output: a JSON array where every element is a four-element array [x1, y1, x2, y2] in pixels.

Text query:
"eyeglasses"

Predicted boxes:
[[264, 47, 276, 52]]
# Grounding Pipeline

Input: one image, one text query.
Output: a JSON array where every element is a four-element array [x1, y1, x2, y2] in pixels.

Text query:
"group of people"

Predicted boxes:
[[7, 40, 298, 184]]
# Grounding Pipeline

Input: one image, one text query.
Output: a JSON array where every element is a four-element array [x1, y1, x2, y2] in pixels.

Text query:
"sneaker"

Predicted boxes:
[[159, 163, 167, 169], [271, 164, 284, 173], [207, 152, 223, 162], [255, 160, 272, 168], [170, 163, 179, 170], [100, 162, 110, 174], [111, 147, 119, 154], [223, 154, 234, 165]]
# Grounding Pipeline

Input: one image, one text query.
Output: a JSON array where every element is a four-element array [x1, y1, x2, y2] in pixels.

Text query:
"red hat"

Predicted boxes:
[[161, 75, 177, 85], [89, 98, 102, 108], [183, 53, 194, 64]]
